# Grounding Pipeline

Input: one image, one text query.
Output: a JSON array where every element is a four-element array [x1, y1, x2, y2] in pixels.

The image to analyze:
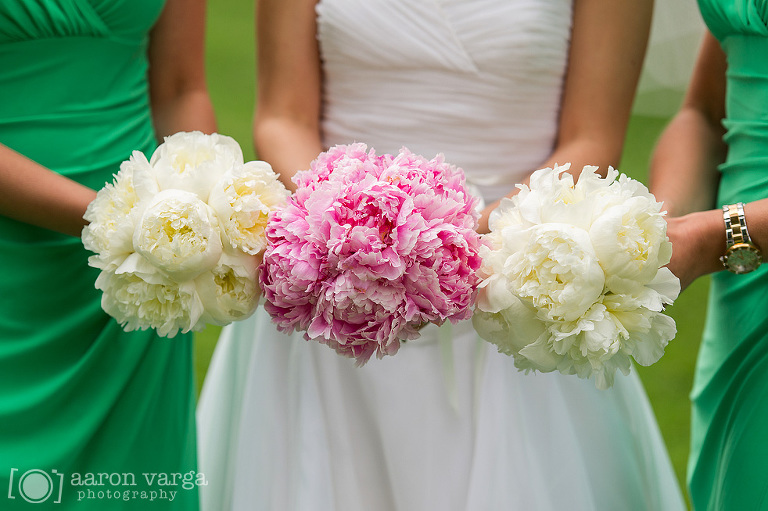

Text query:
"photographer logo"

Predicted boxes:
[[8, 468, 64, 504]]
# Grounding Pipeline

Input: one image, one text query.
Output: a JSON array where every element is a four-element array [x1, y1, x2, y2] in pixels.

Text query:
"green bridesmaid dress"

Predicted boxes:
[[689, 1, 768, 509], [0, 1, 199, 509]]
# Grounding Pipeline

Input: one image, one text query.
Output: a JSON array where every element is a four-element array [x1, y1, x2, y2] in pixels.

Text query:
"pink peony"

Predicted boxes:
[[260, 143, 483, 364]]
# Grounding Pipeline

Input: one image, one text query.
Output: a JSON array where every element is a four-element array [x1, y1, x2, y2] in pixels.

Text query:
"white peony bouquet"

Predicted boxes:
[[82, 131, 290, 337], [472, 164, 681, 389]]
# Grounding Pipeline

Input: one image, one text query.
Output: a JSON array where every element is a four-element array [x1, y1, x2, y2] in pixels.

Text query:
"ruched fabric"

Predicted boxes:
[[689, 1, 768, 509], [0, 2, 198, 509]]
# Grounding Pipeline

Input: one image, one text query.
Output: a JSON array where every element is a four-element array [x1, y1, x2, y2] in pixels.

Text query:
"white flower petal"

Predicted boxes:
[[647, 266, 681, 304], [472, 294, 545, 355], [518, 336, 562, 373], [133, 189, 223, 281], [627, 312, 677, 366], [475, 274, 515, 313]]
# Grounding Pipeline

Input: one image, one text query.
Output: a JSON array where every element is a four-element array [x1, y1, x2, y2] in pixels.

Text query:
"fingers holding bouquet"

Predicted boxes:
[[662, 210, 725, 291]]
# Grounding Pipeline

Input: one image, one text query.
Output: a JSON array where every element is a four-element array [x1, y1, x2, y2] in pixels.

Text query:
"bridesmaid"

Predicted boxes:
[[0, 0, 214, 509], [650, 8, 768, 511]]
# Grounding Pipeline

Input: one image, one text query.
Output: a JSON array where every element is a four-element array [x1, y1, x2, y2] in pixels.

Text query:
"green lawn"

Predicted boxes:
[[198, 0, 706, 503]]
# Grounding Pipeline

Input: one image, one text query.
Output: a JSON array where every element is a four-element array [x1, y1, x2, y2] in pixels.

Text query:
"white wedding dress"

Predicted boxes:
[[198, 0, 686, 509]]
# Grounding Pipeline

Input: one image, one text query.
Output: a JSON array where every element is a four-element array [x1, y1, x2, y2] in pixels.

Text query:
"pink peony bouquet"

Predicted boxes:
[[260, 143, 484, 364]]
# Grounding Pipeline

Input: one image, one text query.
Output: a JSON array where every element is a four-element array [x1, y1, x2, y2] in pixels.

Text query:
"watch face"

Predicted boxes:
[[724, 243, 763, 274]]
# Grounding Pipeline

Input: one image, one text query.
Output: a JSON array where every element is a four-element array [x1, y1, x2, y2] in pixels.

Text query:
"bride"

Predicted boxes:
[[198, 0, 686, 509]]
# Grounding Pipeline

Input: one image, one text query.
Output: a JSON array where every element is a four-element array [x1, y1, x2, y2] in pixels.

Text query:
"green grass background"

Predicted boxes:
[[198, 0, 707, 503]]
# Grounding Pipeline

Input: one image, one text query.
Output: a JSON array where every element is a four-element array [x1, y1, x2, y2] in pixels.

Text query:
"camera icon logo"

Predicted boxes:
[[7, 468, 64, 504]]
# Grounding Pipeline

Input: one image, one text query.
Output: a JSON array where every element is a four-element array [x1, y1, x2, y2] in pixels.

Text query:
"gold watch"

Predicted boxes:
[[721, 202, 762, 274]]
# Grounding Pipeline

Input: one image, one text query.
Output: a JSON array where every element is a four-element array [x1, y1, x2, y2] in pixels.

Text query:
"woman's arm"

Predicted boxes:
[[0, 0, 216, 238], [649, 32, 727, 218], [148, 0, 217, 138], [253, 0, 323, 192], [650, 33, 768, 289], [0, 146, 97, 237], [479, 0, 653, 232]]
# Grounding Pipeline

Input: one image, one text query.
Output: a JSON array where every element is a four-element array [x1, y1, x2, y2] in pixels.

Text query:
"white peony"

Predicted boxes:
[[208, 160, 290, 255], [474, 164, 681, 389], [589, 195, 672, 294], [149, 131, 244, 201], [95, 253, 206, 338], [491, 223, 606, 323], [195, 251, 261, 325], [133, 189, 223, 282]]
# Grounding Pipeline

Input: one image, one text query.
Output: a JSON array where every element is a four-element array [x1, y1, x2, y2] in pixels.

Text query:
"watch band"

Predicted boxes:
[[721, 202, 763, 274], [723, 202, 752, 247]]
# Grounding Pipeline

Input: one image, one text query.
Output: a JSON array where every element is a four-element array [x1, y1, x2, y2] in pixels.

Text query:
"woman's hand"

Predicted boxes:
[[665, 209, 725, 290]]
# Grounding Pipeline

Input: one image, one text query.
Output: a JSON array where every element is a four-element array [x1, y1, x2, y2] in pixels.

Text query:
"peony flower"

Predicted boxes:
[[474, 164, 680, 389], [133, 189, 223, 282], [95, 253, 206, 338], [488, 223, 606, 323], [260, 143, 483, 365], [83, 132, 285, 337], [589, 195, 672, 294], [208, 160, 290, 255], [196, 251, 261, 325], [149, 131, 244, 201]]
